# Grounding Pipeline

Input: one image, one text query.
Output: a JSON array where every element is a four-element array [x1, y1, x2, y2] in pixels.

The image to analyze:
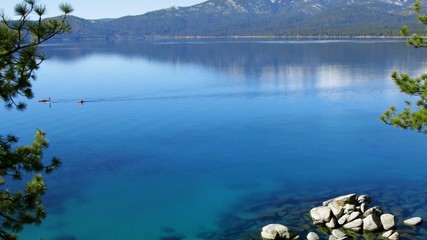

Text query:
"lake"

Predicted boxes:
[[1, 40, 427, 240]]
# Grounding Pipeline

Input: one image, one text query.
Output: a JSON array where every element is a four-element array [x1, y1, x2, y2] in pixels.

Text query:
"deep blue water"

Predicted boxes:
[[1, 40, 427, 240]]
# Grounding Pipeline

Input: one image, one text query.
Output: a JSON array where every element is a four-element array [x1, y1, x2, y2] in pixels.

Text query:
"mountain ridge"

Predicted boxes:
[[60, 0, 425, 40]]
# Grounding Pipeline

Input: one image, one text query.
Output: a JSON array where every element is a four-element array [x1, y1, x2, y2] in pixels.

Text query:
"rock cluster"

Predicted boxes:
[[310, 194, 385, 238], [310, 194, 391, 232], [261, 193, 424, 240], [308, 193, 423, 240]]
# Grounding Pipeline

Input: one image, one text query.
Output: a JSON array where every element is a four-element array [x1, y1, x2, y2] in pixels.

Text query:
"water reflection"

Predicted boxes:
[[41, 40, 427, 92]]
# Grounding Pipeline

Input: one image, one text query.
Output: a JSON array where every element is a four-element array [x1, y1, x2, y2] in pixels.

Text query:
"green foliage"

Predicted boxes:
[[381, 0, 427, 134], [0, 1, 72, 239], [0, 130, 61, 240], [0, 0, 73, 110], [400, 25, 410, 36]]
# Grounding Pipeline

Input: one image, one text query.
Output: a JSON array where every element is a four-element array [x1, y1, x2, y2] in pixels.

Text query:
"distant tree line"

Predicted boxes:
[[57, 5, 423, 40]]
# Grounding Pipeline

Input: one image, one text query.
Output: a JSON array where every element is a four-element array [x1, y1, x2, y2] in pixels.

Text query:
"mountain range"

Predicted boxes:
[[62, 0, 425, 39]]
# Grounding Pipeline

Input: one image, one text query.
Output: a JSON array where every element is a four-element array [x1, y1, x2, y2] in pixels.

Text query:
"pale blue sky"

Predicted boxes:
[[1, 0, 206, 19]]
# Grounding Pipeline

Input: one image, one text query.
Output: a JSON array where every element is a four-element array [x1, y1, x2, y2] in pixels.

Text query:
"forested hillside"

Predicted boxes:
[[59, 0, 425, 39]]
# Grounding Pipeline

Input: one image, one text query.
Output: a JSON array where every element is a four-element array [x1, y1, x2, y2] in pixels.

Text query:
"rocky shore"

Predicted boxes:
[[261, 194, 423, 240]]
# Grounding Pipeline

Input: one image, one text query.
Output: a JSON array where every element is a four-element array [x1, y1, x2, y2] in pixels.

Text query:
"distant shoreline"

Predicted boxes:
[[58, 35, 407, 42], [145, 35, 406, 40]]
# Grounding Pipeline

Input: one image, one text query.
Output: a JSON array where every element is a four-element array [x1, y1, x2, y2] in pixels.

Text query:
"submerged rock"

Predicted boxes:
[[261, 224, 296, 239], [331, 229, 347, 239], [160, 235, 186, 240], [50, 234, 77, 240], [389, 232, 400, 240], [403, 217, 423, 226], [382, 230, 394, 238]]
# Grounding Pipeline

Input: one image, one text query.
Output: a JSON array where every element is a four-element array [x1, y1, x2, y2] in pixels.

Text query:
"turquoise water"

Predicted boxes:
[[1, 40, 427, 239]]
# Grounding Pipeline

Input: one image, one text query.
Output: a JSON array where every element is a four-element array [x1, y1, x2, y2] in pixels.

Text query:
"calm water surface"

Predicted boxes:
[[1, 40, 427, 239]]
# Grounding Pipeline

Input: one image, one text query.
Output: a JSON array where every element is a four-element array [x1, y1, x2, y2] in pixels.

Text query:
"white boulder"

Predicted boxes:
[[380, 214, 396, 230], [306, 232, 320, 240], [326, 217, 338, 229], [344, 204, 356, 214], [403, 217, 423, 226], [328, 201, 344, 218], [363, 207, 383, 218], [357, 195, 371, 204], [363, 214, 382, 232], [347, 211, 361, 223], [338, 214, 349, 225], [343, 218, 363, 229], [310, 206, 332, 224], [323, 194, 356, 206], [261, 224, 295, 239]]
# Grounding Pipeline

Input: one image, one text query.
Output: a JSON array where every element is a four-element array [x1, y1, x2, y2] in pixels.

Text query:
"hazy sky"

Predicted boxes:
[[1, 0, 206, 19]]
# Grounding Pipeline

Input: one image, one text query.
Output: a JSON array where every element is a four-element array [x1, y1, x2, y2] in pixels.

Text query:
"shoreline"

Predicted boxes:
[[57, 35, 408, 42], [146, 35, 406, 40]]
